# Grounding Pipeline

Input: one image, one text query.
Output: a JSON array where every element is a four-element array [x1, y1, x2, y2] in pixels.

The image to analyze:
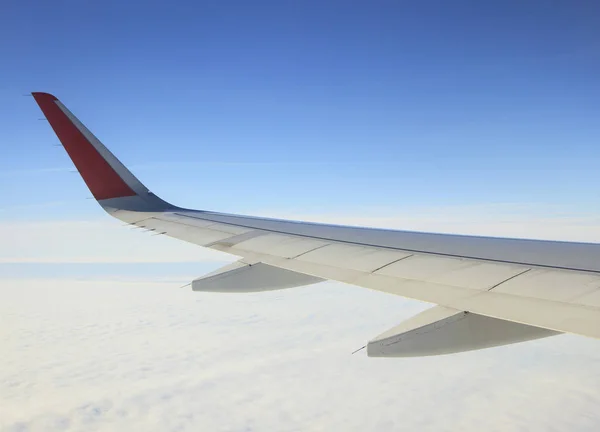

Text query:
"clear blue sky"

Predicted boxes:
[[1, 0, 599, 219]]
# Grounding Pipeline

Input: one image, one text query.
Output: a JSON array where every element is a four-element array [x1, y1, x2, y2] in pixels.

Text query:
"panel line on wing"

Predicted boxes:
[[486, 268, 532, 291], [369, 254, 414, 273], [290, 243, 330, 259], [204, 230, 266, 248]]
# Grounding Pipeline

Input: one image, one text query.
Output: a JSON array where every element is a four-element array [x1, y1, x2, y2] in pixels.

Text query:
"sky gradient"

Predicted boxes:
[[2, 0, 600, 218]]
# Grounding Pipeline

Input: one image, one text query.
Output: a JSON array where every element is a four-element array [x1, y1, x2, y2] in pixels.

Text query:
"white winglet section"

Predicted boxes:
[[192, 261, 324, 293], [367, 306, 559, 357]]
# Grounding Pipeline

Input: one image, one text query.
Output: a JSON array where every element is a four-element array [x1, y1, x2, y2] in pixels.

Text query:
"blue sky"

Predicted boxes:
[[2, 0, 600, 217]]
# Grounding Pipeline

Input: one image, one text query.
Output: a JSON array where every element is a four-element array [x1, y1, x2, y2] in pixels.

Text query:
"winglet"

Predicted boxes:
[[32, 92, 144, 201], [32, 92, 175, 215]]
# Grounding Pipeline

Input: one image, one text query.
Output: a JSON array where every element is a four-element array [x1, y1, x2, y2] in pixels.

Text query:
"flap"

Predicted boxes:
[[192, 261, 323, 293], [367, 306, 560, 357]]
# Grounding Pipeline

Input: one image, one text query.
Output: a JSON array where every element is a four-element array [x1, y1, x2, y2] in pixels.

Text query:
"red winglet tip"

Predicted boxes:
[[32, 92, 138, 200], [31, 92, 58, 101]]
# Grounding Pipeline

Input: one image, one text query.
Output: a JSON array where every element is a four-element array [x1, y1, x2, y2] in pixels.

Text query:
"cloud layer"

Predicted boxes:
[[0, 220, 231, 263], [3, 206, 600, 431], [2, 277, 600, 432]]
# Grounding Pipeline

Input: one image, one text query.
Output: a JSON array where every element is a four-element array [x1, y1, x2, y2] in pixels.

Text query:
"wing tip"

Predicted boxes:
[[31, 92, 58, 101]]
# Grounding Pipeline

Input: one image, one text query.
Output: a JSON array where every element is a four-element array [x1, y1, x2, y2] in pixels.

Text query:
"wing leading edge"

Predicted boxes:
[[32, 92, 600, 356]]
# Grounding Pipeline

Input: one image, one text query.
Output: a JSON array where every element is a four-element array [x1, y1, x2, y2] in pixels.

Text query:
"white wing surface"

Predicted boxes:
[[32, 92, 600, 357]]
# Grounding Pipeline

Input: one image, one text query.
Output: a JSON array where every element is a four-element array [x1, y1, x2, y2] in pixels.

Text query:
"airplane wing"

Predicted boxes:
[[32, 92, 600, 357]]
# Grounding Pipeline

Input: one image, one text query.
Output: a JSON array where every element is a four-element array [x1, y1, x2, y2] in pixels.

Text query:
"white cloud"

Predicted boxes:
[[0, 219, 232, 263], [2, 278, 600, 432]]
